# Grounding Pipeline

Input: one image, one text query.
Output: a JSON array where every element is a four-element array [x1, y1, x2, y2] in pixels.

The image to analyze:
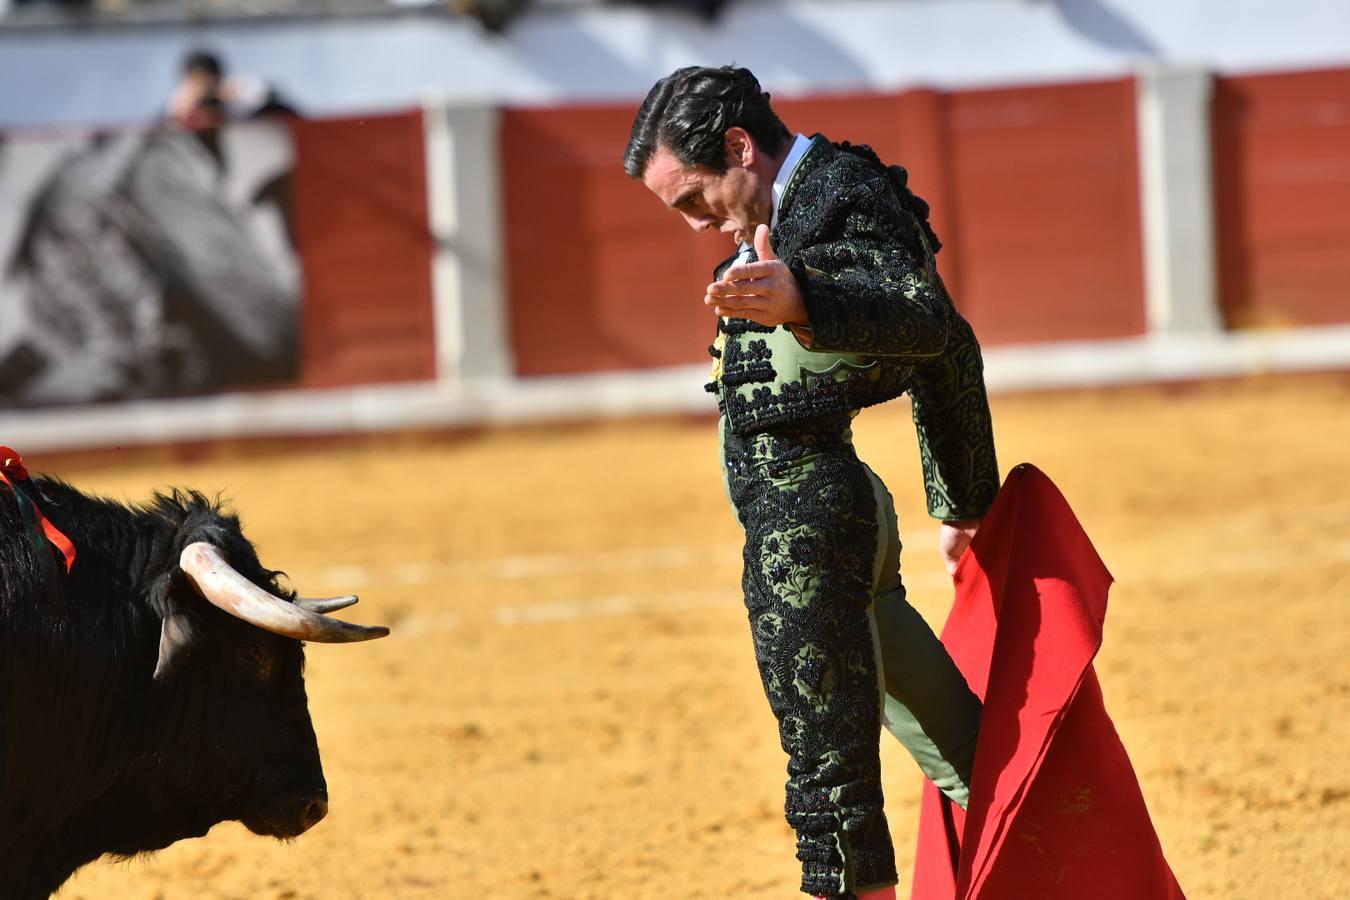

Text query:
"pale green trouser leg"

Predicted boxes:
[[864, 465, 981, 809]]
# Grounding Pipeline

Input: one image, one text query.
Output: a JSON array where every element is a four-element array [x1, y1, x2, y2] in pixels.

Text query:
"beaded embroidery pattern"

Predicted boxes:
[[709, 136, 1000, 521], [722, 421, 898, 897], [708, 136, 1003, 897]]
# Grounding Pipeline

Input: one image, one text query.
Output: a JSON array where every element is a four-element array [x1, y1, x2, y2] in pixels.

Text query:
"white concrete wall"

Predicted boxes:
[[1136, 64, 1222, 335], [424, 100, 513, 381], [2, 0, 1350, 128]]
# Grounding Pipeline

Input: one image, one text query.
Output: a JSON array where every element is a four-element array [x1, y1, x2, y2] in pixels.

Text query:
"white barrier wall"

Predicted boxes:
[[1136, 65, 1222, 335], [424, 101, 513, 381]]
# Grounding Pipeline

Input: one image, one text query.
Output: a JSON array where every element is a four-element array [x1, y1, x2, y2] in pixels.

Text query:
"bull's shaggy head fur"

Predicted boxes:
[[1, 478, 342, 898]]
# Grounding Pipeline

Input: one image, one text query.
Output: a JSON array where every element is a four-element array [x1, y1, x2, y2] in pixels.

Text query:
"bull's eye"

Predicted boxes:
[[238, 643, 263, 665]]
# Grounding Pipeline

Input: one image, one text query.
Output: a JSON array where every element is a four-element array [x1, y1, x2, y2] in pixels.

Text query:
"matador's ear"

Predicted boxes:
[[724, 126, 755, 168]]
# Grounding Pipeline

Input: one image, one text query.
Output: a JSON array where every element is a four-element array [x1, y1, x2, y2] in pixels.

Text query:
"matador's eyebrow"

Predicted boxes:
[[670, 190, 697, 210]]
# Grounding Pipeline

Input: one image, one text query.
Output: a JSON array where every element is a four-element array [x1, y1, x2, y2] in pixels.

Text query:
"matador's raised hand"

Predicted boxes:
[[705, 224, 813, 344]]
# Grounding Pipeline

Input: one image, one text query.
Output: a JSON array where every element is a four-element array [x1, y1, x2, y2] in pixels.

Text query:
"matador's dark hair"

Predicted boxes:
[[623, 65, 793, 178]]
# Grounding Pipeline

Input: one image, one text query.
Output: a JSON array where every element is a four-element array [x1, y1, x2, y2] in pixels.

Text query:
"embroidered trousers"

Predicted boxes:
[[720, 416, 982, 898]]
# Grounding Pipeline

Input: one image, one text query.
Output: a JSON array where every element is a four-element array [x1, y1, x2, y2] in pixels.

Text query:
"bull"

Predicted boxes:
[[0, 466, 388, 898]]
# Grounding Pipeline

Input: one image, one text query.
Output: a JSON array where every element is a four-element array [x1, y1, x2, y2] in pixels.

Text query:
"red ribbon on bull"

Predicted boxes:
[[0, 446, 77, 573]]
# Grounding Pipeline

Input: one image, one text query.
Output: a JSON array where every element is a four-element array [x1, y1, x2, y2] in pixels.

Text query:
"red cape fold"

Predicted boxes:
[[910, 464, 1184, 900]]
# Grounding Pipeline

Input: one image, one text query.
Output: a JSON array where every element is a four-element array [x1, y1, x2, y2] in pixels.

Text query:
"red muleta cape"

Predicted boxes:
[[911, 464, 1185, 900]]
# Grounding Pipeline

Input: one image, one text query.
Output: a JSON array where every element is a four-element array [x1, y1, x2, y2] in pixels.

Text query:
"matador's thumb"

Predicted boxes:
[[753, 223, 777, 262]]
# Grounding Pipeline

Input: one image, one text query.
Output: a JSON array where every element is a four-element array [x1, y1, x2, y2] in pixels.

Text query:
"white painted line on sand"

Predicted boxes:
[[393, 610, 464, 637], [304, 534, 942, 590], [308, 535, 955, 638], [303, 544, 744, 589], [391, 590, 735, 637], [494, 590, 732, 626]]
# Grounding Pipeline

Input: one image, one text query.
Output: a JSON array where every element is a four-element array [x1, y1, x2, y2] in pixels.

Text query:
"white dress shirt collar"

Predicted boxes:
[[732, 134, 814, 261], [771, 133, 814, 229]]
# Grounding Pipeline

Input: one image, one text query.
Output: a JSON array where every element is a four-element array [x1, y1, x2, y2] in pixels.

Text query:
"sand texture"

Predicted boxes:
[[52, 375, 1350, 899]]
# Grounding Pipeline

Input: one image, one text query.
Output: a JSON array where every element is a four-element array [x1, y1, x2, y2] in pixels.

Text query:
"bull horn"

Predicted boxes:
[[296, 595, 359, 614], [179, 542, 389, 643]]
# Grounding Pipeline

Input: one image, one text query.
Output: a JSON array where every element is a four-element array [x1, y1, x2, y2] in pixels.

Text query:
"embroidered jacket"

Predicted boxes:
[[709, 136, 999, 520]]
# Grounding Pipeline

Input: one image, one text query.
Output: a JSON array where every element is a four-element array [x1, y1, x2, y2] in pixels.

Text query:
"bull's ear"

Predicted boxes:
[[153, 613, 194, 682], [153, 592, 203, 683]]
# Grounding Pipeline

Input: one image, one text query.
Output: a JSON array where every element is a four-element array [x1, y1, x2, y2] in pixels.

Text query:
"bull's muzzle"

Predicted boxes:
[[299, 791, 329, 832], [247, 787, 330, 839]]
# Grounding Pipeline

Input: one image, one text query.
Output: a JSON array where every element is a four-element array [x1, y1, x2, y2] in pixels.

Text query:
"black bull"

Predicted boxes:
[[0, 476, 388, 897]]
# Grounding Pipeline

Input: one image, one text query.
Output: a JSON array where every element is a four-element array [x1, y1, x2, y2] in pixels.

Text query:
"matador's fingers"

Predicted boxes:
[[707, 300, 764, 316], [707, 279, 772, 298], [710, 298, 769, 318], [721, 260, 780, 282]]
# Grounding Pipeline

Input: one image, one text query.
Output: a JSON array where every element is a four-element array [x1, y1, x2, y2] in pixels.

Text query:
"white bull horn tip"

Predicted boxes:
[[179, 543, 390, 644]]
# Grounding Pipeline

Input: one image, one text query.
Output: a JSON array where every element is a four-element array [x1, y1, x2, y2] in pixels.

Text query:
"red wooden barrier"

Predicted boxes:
[[1213, 67, 1350, 328], [940, 77, 1146, 344], [498, 104, 726, 377], [501, 79, 1147, 377], [291, 110, 437, 388]]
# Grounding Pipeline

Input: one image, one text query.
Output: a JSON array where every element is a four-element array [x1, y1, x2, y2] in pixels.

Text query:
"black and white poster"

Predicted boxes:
[[0, 118, 301, 409]]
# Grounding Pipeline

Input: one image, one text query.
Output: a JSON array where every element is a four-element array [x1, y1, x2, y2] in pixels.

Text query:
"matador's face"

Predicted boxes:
[[641, 129, 773, 248]]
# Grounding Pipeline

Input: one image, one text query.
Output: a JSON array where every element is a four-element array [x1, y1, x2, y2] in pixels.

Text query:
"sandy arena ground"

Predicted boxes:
[[53, 374, 1350, 900]]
